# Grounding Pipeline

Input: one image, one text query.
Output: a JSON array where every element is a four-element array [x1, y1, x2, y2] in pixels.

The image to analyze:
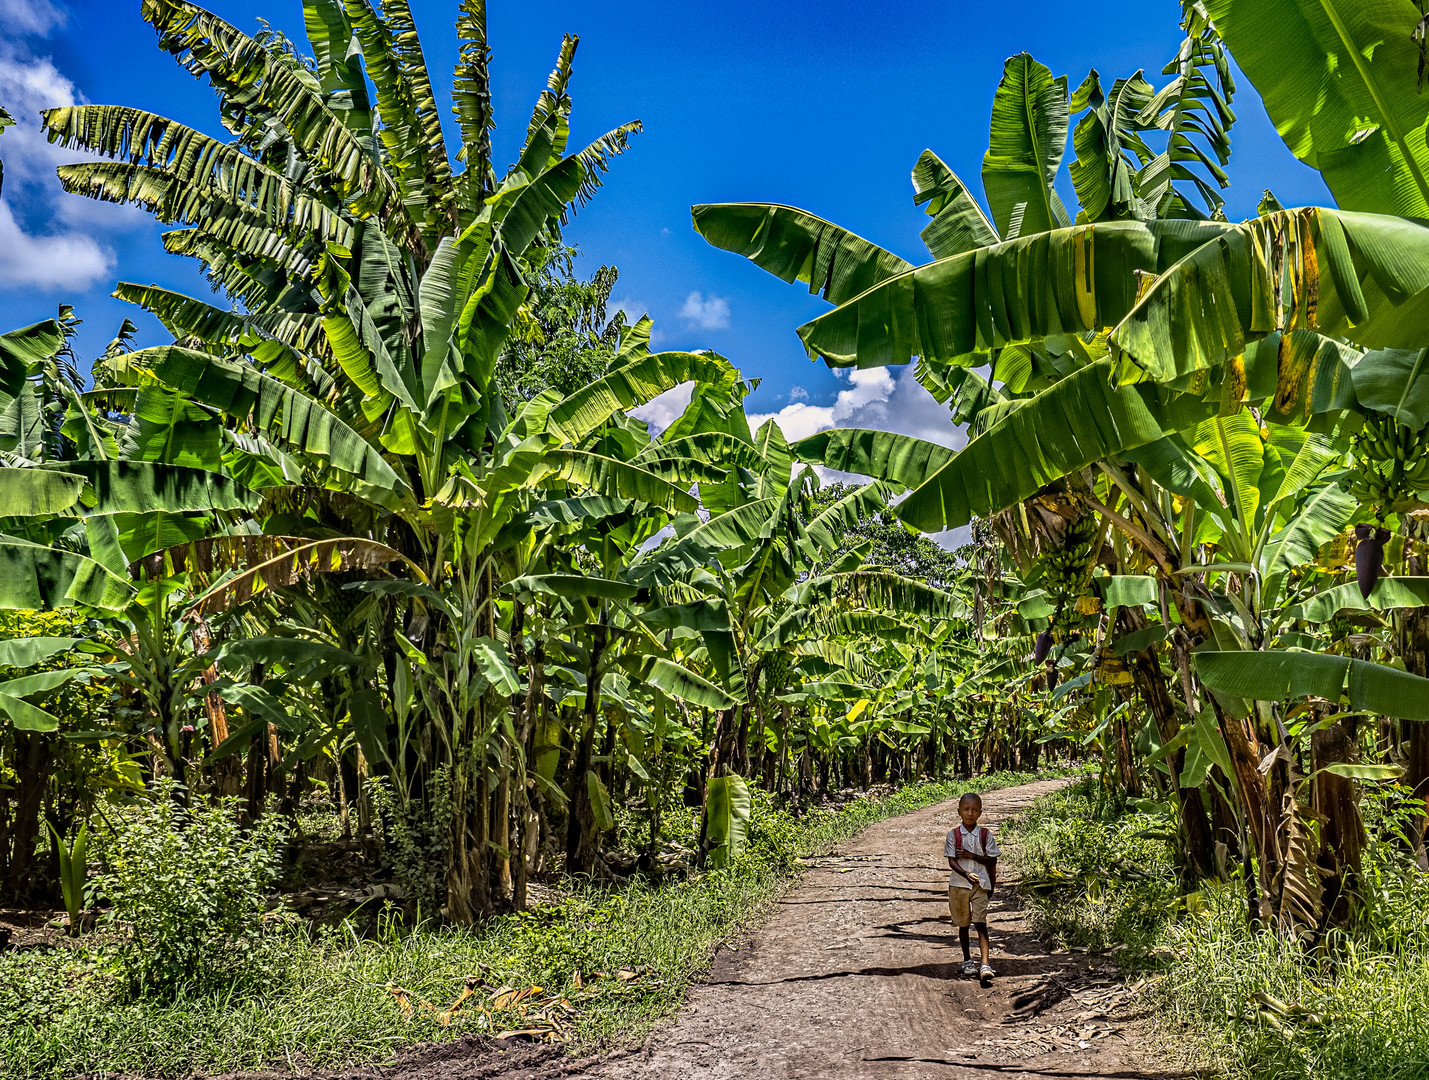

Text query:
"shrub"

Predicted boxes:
[[1002, 777, 1177, 954], [95, 783, 287, 994]]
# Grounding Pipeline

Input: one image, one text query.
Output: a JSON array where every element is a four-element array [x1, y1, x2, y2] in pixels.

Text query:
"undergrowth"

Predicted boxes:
[[1006, 777, 1429, 1080], [0, 768, 1066, 1080]]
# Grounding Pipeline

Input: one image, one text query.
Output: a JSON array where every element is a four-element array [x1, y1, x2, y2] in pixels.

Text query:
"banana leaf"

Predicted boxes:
[[691, 204, 912, 306], [704, 773, 752, 869], [1196, 648, 1429, 720], [897, 360, 1220, 532], [1204, 0, 1429, 218], [797, 219, 1237, 370]]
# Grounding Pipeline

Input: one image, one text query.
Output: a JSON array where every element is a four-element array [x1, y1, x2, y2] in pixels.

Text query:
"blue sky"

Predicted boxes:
[[0, 0, 1331, 449]]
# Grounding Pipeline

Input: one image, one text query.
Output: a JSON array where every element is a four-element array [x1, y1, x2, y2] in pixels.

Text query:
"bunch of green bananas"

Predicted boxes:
[[1039, 515, 1099, 594], [1345, 412, 1429, 510]]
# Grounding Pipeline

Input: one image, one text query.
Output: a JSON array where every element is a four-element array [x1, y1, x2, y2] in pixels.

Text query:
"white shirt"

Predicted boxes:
[[944, 823, 1000, 890]]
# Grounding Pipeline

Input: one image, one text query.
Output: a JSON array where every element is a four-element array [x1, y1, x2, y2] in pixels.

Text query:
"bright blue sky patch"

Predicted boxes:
[[0, 0, 1330, 454]]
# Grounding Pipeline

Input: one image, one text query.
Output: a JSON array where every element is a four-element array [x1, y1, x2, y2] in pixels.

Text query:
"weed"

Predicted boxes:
[[1007, 776, 1429, 1080], [0, 768, 1069, 1079]]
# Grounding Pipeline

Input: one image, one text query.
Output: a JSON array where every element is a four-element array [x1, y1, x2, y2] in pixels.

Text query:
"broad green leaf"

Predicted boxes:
[[1197, 649, 1429, 720], [131, 346, 409, 503], [0, 320, 63, 399], [1288, 578, 1429, 623], [0, 692, 59, 731], [633, 656, 734, 710], [1204, 0, 1429, 217], [472, 636, 520, 696], [0, 468, 85, 517], [53, 461, 259, 517], [0, 670, 86, 698], [1261, 483, 1356, 613], [215, 683, 301, 733], [0, 638, 83, 667], [982, 53, 1072, 239], [1348, 348, 1429, 430], [692, 203, 913, 306], [586, 770, 615, 833], [912, 149, 999, 259], [219, 637, 361, 672], [1316, 762, 1404, 782], [797, 219, 1236, 369], [505, 574, 640, 602], [1112, 210, 1429, 386], [0, 539, 135, 612], [792, 429, 956, 490], [350, 687, 390, 765], [704, 773, 752, 869], [897, 360, 1219, 532], [539, 351, 740, 446]]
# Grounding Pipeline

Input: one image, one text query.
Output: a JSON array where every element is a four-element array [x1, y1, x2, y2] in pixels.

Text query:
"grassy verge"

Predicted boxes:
[[1, 768, 1070, 1079], [1004, 777, 1429, 1080]]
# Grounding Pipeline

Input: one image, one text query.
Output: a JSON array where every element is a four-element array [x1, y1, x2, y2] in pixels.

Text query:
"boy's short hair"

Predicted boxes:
[[958, 792, 983, 808]]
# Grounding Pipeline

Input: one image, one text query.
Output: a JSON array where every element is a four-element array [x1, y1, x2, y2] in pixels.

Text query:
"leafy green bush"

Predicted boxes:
[[96, 784, 287, 994], [3, 769, 1069, 1078], [1007, 776, 1429, 1080], [1002, 777, 1177, 954]]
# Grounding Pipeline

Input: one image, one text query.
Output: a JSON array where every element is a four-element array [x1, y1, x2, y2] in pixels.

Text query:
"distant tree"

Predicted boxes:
[[495, 244, 622, 412], [809, 480, 959, 588]]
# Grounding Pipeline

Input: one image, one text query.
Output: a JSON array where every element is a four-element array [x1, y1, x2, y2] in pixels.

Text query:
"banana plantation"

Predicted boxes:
[[7, 0, 1429, 1073]]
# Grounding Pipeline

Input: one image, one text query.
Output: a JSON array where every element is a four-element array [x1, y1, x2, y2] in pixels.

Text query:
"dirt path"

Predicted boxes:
[[578, 778, 1185, 1080]]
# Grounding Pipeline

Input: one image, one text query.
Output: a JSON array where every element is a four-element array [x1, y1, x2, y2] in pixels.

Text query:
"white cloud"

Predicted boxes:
[[607, 296, 649, 323], [680, 290, 730, 331], [0, 35, 148, 294], [788, 385, 808, 402], [749, 365, 962, 445], [628, 380, 695, 437], [0, 200, 111, 290], [750, 362, 965, 477], [7, 0, 66, 37]]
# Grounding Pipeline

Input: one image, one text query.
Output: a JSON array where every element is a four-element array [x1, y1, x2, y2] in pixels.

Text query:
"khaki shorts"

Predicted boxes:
[[948, 884, 989, 927]]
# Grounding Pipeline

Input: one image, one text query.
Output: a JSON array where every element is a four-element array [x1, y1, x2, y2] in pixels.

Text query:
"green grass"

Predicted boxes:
[[999, 779, 1178, 956], [1005, 777, 1429, 1080], [0, 767, 1070, 1080]]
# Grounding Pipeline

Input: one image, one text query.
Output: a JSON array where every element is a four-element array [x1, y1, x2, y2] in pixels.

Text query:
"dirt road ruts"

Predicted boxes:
[[581, 777, 1188, 1080]]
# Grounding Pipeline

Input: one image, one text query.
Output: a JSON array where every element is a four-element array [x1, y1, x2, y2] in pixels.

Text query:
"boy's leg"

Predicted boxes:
[[970, 887, 992, 968], [975, 923, 991, 965], [948, 886, 974, 968]]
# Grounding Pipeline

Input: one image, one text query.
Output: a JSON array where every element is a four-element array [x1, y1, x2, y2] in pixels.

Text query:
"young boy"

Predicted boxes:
[[945, 792, 1000, 979]]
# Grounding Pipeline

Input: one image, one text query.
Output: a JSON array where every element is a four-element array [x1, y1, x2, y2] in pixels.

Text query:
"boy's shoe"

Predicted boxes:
[[961, 959, 978, 976], [979, 963, 996, 980]]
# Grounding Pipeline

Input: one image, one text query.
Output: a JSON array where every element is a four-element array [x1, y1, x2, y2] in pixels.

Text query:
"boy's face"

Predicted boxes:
[[958, 798, 981, 827]]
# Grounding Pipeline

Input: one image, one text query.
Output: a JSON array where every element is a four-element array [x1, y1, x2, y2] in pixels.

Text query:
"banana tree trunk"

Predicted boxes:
[[1121, 624, 1216, 880], [1311, 718, 1365, 927], [1167, 586, 1280, 920], [565, 613, 608, 875], [1398, 513, 1429, 864], [1, 731, 52, 905]]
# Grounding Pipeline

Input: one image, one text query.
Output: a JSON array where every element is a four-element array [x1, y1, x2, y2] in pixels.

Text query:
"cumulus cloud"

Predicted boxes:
[[679, 290, 730, 331], [0, 30, 144, 294], [748, 365, 961, 448], [788, 385, 808, 402], [0, 200, 111, 289], [628, 380, 695, 436], [750, 365, 971, 548], [7, 0, 66, 37]]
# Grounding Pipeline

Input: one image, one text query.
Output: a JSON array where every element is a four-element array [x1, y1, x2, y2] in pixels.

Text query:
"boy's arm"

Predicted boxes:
[[946, 856, 976, 885], [987, 858, 997, 894]]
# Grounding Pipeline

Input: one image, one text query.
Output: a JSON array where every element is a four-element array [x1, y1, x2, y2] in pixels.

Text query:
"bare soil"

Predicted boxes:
[[568, 777, 1196, 1080], [293, 778, 1198, 1080]]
